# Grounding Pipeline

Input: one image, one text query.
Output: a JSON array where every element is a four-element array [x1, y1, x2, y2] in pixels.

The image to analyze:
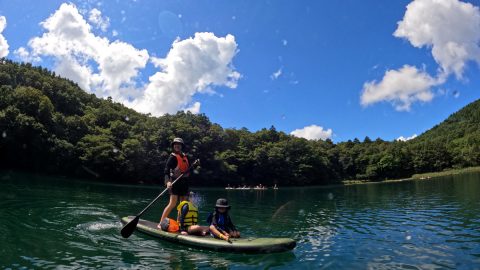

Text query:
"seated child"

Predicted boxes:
[[176, 192, 209, 236], [207, 198, 240, 241]]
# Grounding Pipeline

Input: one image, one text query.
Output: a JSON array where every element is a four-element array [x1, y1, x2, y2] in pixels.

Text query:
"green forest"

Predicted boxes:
[[1, 59, 479, 186]]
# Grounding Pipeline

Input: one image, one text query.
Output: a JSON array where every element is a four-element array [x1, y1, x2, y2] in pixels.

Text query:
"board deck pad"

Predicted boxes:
[[121, 216, 296, 253]]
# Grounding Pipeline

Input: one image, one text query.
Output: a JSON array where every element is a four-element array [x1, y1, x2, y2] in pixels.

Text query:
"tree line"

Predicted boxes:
[[1, 59, 479, 186]]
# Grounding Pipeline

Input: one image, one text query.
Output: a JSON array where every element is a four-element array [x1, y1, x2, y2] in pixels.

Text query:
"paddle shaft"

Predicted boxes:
[[120, 172, 187, 238], [121, 160, 199, 238], [135, 159, 200, 217], [135, 172, 185, 217], [132, 159, 200, 217]]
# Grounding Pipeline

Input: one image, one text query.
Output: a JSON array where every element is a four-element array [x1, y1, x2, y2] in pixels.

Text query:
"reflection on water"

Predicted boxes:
[[1, 171, 480, 269]]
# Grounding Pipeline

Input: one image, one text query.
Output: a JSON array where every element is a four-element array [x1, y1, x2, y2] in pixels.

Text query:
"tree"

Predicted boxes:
[[1, 59, 480, 185]]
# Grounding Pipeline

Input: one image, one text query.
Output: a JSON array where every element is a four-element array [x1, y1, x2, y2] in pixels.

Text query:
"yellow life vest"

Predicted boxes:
[[177, 201, 198, 226]]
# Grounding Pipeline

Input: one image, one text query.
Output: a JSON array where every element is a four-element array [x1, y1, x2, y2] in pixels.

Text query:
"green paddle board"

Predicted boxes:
[[121, 216, 296, 253]]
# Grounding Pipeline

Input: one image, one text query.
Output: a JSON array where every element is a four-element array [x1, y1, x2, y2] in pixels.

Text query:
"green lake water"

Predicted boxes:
[[1, 172, 480, 269]]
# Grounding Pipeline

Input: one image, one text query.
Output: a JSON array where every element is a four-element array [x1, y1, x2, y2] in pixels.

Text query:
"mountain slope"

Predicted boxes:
[[412, 99, 480, 168], [0, 59, 479, 185]]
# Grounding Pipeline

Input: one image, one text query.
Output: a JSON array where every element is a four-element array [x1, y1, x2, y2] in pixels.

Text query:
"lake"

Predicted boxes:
[[1, 172, 479, 269]]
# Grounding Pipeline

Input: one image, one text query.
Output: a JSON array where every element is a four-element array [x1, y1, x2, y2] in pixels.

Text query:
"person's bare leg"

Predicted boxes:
[[159, 195, 178, 224], [187, 225, 209, 236], [174, 195, 188, 221], [200, 226, 210, 236]]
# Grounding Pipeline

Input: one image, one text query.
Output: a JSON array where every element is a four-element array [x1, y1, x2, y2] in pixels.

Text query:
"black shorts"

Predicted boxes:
[[170, 178, 189, 196]]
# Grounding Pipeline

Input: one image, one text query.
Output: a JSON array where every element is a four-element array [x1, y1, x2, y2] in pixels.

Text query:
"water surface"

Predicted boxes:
[[1, 172, 479, 269]]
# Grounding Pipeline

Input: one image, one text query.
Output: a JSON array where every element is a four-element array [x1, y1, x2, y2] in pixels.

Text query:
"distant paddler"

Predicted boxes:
[[159, 137, 199, 229]]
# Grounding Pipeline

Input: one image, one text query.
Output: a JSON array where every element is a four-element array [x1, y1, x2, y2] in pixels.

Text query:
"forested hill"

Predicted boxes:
[[406, 98, 480, 172], [415, 98, 480, 147], [0, 59, 479, 186]]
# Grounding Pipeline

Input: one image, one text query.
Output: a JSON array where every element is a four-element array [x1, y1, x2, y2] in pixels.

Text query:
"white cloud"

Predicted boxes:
[[184, 102, 201, 114], [130, 32, 240, 116], [271, 67, 282, 80], [18, 4, 240, 117], [0, 16, 9, 58], [361, 65, 440, 111], [394, 0, 480, 79], [361, 0, 480, 111], [150, 56, 163, 67], [22, 3, 148, 100], [291, 125, 333, 141], [14, 47, 30, 61], [396, 134, 417, 141], [88, 8, 110, 32], [13, 47, 42, 62]]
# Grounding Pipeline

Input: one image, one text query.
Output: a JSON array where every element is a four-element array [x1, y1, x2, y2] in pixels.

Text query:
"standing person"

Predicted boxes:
[[159, 138, 198, 228]]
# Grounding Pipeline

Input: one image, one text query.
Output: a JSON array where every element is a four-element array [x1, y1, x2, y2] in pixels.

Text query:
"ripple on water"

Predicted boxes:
[[2, 172, 480, 269], [78, 221, 121, 232]]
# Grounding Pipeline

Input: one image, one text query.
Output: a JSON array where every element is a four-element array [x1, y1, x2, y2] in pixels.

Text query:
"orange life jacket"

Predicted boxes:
[[165, 218, 179, 232], [172, 153, 189, 174]]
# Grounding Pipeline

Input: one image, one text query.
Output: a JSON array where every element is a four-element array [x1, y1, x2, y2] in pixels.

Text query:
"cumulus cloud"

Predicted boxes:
[[0, 16, 9, 58], [14, 46, 42, 63], [396, 134, 417, 141], [361, 65, 440, 111], [394, 0, 480, 79], [361, 0, 480, 111], [88, 8, 110, 32], [14, 47, 28, 59], [129, 32, 240, 116], [18, 3, 240, 116], [184, 102, 201, 114], [291, 125, 333, 141], [20, 3, 148, 100]]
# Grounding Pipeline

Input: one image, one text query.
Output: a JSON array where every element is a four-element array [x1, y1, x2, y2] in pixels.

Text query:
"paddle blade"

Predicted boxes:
[[120, 216, 139, 238]]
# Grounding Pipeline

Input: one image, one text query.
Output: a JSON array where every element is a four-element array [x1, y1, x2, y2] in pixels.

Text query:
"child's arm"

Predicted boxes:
[[209, 224, 230, 241], [208, 213, 230, 241]]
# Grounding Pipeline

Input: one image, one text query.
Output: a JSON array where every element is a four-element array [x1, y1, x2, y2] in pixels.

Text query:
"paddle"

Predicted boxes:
[[121, 160, 199, 238]]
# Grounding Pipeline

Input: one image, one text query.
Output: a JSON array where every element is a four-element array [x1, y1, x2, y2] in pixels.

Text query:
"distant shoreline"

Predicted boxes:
[[2, 166, 479, 189], [342, 166, 480, 186]]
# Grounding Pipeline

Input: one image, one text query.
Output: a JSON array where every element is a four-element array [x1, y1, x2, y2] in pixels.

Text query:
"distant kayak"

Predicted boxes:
[[121, 216, 296, 253], [224, 187, 269, 190]]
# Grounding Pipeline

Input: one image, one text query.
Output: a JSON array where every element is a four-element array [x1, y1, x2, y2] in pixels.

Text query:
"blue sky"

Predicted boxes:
[[0, 0, 479, 142]]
